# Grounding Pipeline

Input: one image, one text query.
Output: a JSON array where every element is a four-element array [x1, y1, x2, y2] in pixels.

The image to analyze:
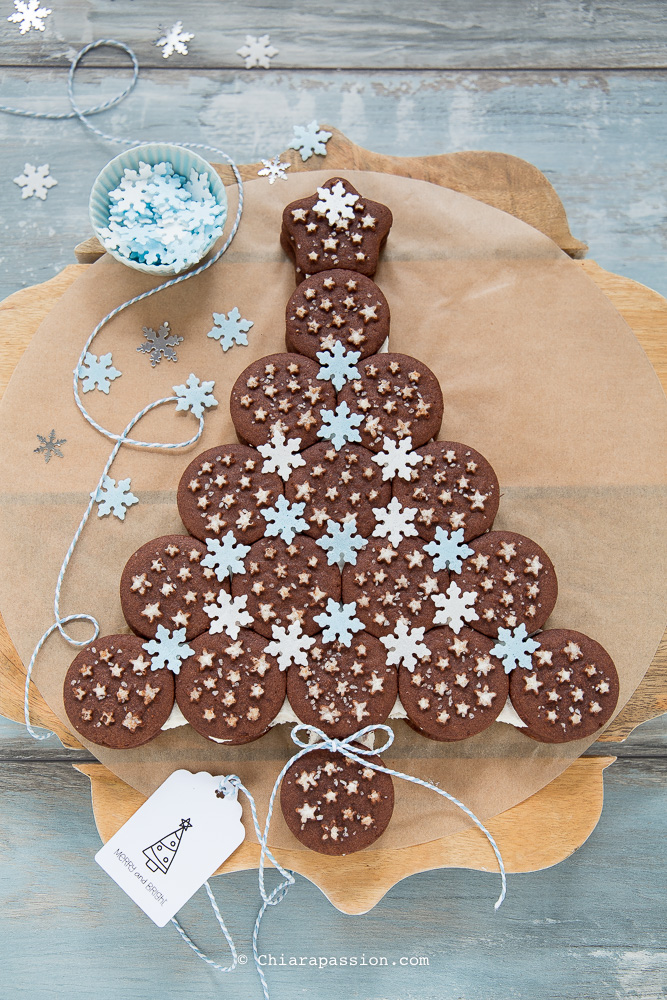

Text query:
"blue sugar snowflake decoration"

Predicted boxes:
[[316, 517, 367, 567], [317, 401, 363, 450], [424, 527, 475, 573], [143, 624, 195, 675], [288, 121, 332, 161], [316, 341, 361, 392], [314, 598, 364, 647], [77, 352, 122, 394], [91, 476, 138, 520], [34, 429, 66, 463], [490, 624, 541, 675], [173, 373, 218, 419], [262, 495, 308, 544], [207, 307, 254, 352], [201, 531, 250, 580]]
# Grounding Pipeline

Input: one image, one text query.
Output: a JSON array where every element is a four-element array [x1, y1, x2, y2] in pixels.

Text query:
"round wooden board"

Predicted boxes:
[[1, 131, 665, 913]]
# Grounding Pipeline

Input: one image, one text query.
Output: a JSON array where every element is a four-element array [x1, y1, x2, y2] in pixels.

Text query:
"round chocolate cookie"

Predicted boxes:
[[63, 635, 174, 749], [280, 745, 394, 855], [398, 626, 508, 741], [285, 269, 389, 359], [232, 534, 341, 639], [509, 629, 619, 743], [283, 441, 391, 539], [457, 530, 558, 638], [175, 629, 285, 744], [392, 441, 500, 542], [177, 444, 283, 544], [287, 633, 397, 737], [229, 353, 336, 450], [338, 354, 443, 453], [281, 176, 393, 280], [342, 536, 450, 638], [120, 535, 226, 640]]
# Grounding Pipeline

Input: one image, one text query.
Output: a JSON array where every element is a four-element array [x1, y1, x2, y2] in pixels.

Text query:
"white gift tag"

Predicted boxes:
[[95, 770, 244, 927]]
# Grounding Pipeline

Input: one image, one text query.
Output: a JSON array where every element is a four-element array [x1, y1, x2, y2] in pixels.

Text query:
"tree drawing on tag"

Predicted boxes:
[[143, 817, 192, 875]]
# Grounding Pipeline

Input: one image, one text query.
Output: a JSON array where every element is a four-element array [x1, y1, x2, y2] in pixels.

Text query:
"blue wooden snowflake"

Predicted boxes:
[[90, 476, 139, 520], [142, 624, 194, 675], [316, 341, 361, 391], [288, 121, 332, 161], [201, 531, 250, 580], [77, 352, 122, 394], [262, 495, 308, 544], [173, 373, 218, 419], [316, 517, 367, 567], [207, 307, 254, 351], [490, 624, 541, 674], [317, 401, 363, 449], [34, 429, 65, 463], [314, 598, 364, 647], [424, 527, 475, 573]]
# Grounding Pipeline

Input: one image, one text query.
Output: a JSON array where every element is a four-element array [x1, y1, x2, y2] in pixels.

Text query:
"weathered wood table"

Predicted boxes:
[[1, 4, 665, 998]]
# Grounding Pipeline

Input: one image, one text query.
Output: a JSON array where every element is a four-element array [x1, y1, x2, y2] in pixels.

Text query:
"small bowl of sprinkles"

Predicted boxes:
[[89, 142, 228, 276]]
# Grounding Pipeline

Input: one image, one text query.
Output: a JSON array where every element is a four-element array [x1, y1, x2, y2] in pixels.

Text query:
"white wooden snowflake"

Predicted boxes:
[[313, 599, 364, 647], [372, 497, 419, 547], [13, 163, 57, 200], [380, 621, 429, 672], [77, 352, 122, 394], [490, 624, 541, 674], [424, 527, 475, 573], [173, 374, 218, 419], [7, 0, 51, 34], [257, 156, 290, 184], [431, 581, 479, 634], [265, 622, 316, 671], [289, 121, 332, 161], [262, 495, 308, 544], [91, 476, 139, 521], [317, 401, 363, 449], [236, 34, 278, 69], [156, 21, 194, 59], [317, 342, 360, 391], [372, 435, 423, 482], [201, 531, 250, 580], [257, 427, 306, 480], [207, 307, 254, 351], [142, 625, 194, 674], [313, 181, 359, 225], [204, 591, 254, 639]]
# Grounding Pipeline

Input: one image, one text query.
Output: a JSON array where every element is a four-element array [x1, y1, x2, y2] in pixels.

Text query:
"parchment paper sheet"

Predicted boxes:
[[0, 170, 665, 851]]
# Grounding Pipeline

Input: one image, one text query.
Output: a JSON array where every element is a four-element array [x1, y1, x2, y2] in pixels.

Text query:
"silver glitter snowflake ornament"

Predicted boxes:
[[156, 21, 194, 59], [34, 429, 65, 463], [257, 156, 290, 184], [138, 322, 183, 366], [8, 0, 51, 34]]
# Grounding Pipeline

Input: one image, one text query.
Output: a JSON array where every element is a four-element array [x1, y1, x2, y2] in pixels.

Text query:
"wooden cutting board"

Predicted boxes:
[[1, 128, 665, 914]]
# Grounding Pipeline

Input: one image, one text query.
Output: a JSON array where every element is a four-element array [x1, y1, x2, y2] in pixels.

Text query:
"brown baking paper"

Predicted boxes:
[[0, 170, 666, 852]]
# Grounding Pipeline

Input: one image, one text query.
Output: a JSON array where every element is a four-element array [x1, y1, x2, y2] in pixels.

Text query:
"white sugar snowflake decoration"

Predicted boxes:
[[8, 1, 51, 34], [490, 624, 541, 675], [257, 427, 305, 480], [265, 622, 316, 671], [289, 121, 332, 161], [317, 342, 360, 392], [91, 476, 138, 521], [372, 435, 423, 482], [257, 156, 290, 184], [424, 527, 475, 573], [173, 373, 218, 419], [236, 33, 278, 69], [207, 308, 254, 352], [13, 163, 57, 200], [156, 21, 194, 59], [204, 591, 254, 639], [317, 401, 363, 450], [201, 531, 250, 580], [143, 625, 194, 675], [380, 621, 429, 672], [314, 599, 364, 647], [316, 517, 367, 567], [313, 181, 359, 225], [77, 352, 122, 394], [372, 497, 419, 547], [262, 495, 308, 544], [431, 581, 479, 634]]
